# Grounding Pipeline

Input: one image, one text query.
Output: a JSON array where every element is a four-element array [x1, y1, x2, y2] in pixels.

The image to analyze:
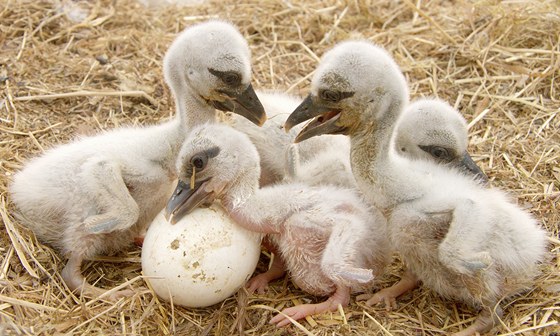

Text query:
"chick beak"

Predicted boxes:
[[214, 84, 266, 126], [459, 152, 488, 183], [164, 179, 215, 224], [284, 94, 346, 143]]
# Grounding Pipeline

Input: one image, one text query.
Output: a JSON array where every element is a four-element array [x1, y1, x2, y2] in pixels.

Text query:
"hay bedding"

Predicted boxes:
[[0, 0, 558, 334]]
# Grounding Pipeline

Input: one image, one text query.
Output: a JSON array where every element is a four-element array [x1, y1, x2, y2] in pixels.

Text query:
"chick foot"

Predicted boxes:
[[270, 285, 350, 327], [451, 305, 501, 336], [357, 269, 418, 310], [246, 252, 286, 294], [246, 273, 273, 294], [62, 252, 134, 301]]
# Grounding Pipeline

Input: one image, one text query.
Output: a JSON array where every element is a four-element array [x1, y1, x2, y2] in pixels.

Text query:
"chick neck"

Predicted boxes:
[[155, 76, 218, 179], [349, 93, 423, 210], [170, 77, 218, 131]]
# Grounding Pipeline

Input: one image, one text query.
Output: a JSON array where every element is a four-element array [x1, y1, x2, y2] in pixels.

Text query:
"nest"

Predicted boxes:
[[1, 0, 559, 334]]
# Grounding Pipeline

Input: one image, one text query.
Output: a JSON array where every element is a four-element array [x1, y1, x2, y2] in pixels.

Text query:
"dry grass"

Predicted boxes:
[[1, 0, 559, 334]]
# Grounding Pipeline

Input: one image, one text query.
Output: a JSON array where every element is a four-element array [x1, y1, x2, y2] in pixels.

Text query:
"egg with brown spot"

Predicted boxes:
[[141, 203, 261, 307]]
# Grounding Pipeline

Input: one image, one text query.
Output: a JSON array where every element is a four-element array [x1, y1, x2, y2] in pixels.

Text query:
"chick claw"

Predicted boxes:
[[246, 273, 271, 294], [357, 271, 418, 311], [270, 304, 320, 327], [102, 288, 136, 302], [270, 289, 349, 327], [357, 290, 398, 310]]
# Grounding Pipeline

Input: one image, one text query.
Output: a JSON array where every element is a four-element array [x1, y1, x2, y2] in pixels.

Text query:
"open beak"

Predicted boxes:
[[458, 152, 488, 183], [284, 94, 347, 142], [212, 84, 266, 126], [164, 178, 215, 224]]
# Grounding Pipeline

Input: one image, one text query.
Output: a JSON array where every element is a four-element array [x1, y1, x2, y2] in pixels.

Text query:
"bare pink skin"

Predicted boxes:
[[246, 240, 353, 327], [225, 184, 386, 327], [356, 268, 419, 310], [246, 246, 286, 294], [450, 309, 502, 336], [270, 284, 351, 327]]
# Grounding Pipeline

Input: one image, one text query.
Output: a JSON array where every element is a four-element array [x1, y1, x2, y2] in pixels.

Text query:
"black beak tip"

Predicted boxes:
[[232, 84, 267, 127], [284, 95, 315, 133]]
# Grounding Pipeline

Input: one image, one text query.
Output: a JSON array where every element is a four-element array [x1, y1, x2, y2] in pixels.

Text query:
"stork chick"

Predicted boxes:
[[284, 41, 548, 336], [165, 123, 390, 327], [9, 20, 265, 299]]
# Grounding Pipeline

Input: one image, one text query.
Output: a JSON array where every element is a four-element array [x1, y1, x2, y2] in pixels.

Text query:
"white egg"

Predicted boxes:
[[141, 203, 262, 307]]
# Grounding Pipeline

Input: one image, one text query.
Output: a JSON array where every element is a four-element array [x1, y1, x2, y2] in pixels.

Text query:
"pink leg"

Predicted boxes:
[[246, 253, 286, 294], [61, 252, 134, 301], [451, 303, 501, 336], [356, 268, 419, 310], [269, 285, 351, 327]]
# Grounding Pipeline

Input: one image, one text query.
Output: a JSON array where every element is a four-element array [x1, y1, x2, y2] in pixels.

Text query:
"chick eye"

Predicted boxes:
[[419, 145, 451, 161], [319, 90, 354, 103], [320, 89, 341, 103], [430, 146, 449, 160], [223, 73, 241, 86], [208, 68, 241, 87], [191, 156, 207, 170]]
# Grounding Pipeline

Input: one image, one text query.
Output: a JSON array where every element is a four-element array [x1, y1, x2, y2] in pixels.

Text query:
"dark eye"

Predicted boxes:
[[430, 147, 449, 160], [191, 156, 207, 170], [319, 90, 354, 103], [419, 145, 451, 161], [208, 68, 241, 87], [320, 89, 341, 103], [223, 73, 241, 86]]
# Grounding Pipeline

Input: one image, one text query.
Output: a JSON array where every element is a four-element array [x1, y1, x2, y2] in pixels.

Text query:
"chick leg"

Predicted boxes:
[[270, 285, 351, 327], [357, 268, 419, 310], [61, 158, 140, 299], [80, 157, 140, 234], [452, 304, 502, 336], [321, 219, 374, 285], [61, 252, 134, 300], [438, 200, 492, 275], [246, 252, 286, 294]]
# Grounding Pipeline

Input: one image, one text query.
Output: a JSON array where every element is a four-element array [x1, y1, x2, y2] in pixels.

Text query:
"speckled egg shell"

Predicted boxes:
[[142, 204, 262, 307]]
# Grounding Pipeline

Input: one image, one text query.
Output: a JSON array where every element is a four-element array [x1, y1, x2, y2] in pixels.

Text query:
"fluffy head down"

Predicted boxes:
[[163, 20, 252, 102], [311, 40, 409, 133], [285, 41, 409, 141], [397, 98, 468, 162], [175, 123, 260, 196], [395, 98, 489, 181]]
